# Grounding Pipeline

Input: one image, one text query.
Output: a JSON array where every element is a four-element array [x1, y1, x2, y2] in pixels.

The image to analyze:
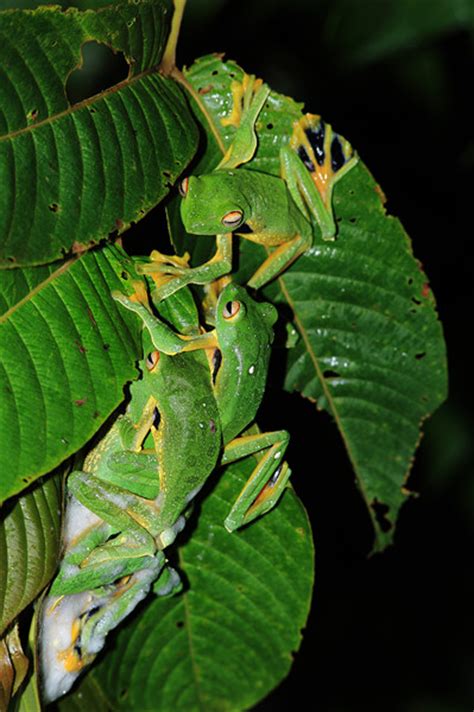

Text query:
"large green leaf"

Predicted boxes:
[[0, 0, 198, 267], [0, 245, 143, 502], [169, 55, 448, 549], [60, 457, 314, 711], [0, 475, 62, 635]]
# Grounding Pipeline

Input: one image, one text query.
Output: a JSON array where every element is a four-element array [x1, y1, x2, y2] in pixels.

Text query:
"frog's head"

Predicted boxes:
[[179, 173, 251, 235], [215, 283, 277, 344]]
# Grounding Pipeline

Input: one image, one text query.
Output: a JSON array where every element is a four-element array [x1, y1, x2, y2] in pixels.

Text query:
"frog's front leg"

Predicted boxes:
[[113, 293, 218, 354], [281, 114, 358, 241], [221, 430, 291, 531], [137, 234, 233, 303]]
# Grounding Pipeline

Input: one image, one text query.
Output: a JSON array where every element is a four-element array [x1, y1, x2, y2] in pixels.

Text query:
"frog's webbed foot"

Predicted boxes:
[[281, 114, 358, 240], [135, 235, 233, 303], [218, 73, 270, 170], [138, 250, 191, 277]]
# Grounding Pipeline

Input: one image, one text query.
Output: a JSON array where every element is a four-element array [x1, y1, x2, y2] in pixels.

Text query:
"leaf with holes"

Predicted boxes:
[[0, 474, 62, 636], [0, 244, 142, 502], [169, 54, 447, 549], [0, 0, 198, 267], [58, 456, 314, 711]]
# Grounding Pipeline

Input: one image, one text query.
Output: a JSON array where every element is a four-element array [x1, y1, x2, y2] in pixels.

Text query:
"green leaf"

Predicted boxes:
[[0, 245, 143, 502], [0, 0, 198, 267], [61, 457, 314, 711], [0, 475, 62, 636], [171, 55, 448, 548]]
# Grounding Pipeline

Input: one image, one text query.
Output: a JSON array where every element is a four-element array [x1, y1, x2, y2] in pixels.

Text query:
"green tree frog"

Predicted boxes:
[[140, 74, 358, 300], [40, 283, 290, 702], [115, 281, 291, 532]]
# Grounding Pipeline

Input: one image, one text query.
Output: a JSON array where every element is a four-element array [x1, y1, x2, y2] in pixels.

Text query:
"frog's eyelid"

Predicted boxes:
[[222, 300, 241, 319], [146, 351, 160, 370], [221, 210, 243, 228], [179, 177, 189, 197]]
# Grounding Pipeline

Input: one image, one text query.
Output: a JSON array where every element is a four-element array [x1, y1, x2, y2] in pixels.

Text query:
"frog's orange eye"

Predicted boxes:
[[179, 177, 189, 197], [221, 210, 243, 228], [146, 351, 160, 371], [222, 300, 241, 319]]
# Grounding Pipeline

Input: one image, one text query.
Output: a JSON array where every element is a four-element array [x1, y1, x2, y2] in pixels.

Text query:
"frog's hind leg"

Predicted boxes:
[[281, 114, 358, 240], [221, 430, 291, 531], [246, 231, 311, 290]]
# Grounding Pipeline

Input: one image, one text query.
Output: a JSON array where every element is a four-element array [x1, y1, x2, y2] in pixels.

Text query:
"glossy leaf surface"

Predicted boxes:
[[60, 457, 314, 711], [0, 245, 142, 502], [0, 0, 198, 267]]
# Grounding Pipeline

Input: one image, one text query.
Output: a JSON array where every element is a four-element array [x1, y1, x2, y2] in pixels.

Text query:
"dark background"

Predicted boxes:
[[175, 2, 472, 711]]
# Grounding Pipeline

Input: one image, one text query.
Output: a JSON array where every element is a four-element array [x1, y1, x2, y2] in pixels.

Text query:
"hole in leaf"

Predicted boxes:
[[119, 689, 128, 699], [415, 352, 426, 360], [211, 69, 218, 76], [370, 498, 392, 533], [49, 202, 60, 213], [349, 217, 357, 223], [266, 122, 274, 130], [66, 41, 128, 105], [121, 271, 129, 280], [407, 277, 414, 286], [412, 297, 422, 306], [176, 620, 184, 629], [323, 369, 340, 379]]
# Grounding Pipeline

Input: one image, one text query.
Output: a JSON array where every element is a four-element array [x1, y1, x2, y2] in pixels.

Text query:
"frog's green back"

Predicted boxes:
[[214, 283, 277, 443], [155, 349, 221, 528]]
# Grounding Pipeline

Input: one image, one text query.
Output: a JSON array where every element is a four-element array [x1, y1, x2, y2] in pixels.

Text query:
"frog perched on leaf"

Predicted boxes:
[[140, 73, 357, 300]]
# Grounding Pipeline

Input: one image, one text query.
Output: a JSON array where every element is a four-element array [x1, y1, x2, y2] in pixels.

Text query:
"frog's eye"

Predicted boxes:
[[221, 210, 243, 229], [222, 300, 241, 319], [146, 351, 160, 371], [179, 177, 189, 197]]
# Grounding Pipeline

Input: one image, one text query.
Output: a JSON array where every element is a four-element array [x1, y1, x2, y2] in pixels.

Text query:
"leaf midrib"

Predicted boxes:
[[0, 64, 162, 144]]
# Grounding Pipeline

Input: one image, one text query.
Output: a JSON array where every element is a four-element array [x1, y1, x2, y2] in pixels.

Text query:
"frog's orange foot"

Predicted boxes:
[[137, 251, 191, 276]]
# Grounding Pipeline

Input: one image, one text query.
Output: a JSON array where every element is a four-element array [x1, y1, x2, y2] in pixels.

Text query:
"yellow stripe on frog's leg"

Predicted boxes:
[[247, 232, 311, 290], [221, 430, 290, 531]]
